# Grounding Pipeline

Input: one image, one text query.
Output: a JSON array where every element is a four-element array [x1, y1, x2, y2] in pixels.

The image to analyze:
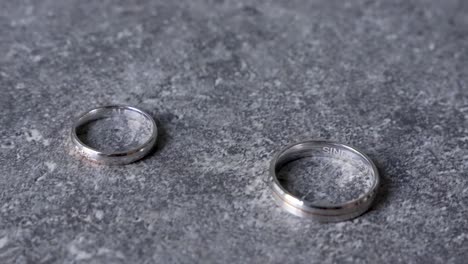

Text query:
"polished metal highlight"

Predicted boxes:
[[269, 140, 380, 222], [71, 105, 157, 165]]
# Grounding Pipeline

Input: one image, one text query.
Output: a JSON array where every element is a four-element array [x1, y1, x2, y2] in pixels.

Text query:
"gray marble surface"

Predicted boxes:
[[1, 0, 468, 263]]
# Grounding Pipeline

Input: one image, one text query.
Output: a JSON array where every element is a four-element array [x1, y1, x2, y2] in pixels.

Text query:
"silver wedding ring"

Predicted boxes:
[[269, 140, 380, 222], [71, 105, 158, 165]]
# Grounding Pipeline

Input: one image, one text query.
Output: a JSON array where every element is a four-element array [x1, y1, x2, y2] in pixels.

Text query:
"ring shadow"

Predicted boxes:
[[368, 159, 391, 212]]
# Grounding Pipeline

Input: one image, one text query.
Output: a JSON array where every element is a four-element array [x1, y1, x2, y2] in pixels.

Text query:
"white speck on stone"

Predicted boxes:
[[68, 244, 92, 261], [45, 161, 57, 172], [25, 129, 50, 146], [95, 210, 104, 220], [223, 212, 230, 220], [126, 173, 136, 180], [0, 236, 8, 249], [26, 129, 42, 142], [83, 215, 92, 222], [380, 118, 391, 127], [97, 247, 125, 258], [16, 83, 25, 89], [36, 174, 46, 182], [32, 55, 42, 62], [454, 233, 468, 245], [117, 29, 132, 39]]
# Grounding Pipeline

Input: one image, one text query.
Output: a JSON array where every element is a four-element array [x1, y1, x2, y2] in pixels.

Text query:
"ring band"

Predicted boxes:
[[71, 105, 158, 165], [269, 140, 380, 222]]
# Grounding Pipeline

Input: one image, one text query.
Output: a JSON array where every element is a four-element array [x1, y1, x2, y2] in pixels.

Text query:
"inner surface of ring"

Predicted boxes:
[[75, 108, 154, 153], [275, 142, 376, 206]]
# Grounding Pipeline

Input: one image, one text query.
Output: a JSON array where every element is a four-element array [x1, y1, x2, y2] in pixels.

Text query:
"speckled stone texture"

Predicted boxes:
[[1, 0, 468, 263]]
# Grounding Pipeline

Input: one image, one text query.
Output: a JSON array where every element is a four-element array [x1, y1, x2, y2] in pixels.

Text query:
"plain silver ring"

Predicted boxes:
[[269, 140, 380, 222], [71, 105, 158, 165]]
